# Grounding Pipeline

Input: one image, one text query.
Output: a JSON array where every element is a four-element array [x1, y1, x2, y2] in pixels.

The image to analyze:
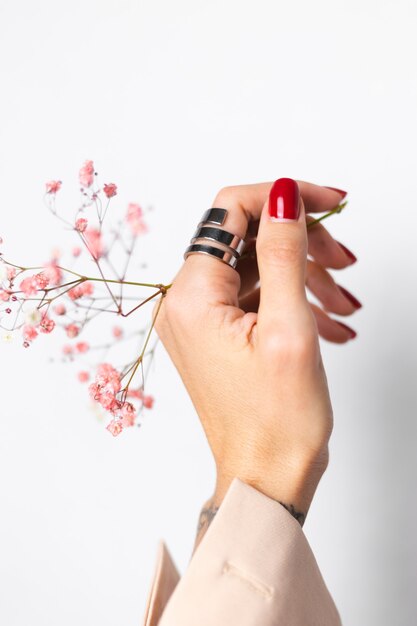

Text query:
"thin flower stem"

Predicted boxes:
[[307, 201, 348, 228]]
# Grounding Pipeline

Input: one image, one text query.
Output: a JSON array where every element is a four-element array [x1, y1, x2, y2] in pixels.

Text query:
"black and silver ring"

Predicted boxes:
[[184, 243, 239, 269]]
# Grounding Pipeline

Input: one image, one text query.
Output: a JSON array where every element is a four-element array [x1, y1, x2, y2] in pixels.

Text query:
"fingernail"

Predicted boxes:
[[336, 321, 357, 339], [336, 241, 357, 264], [337, 285, 362, 309], [269, 178, 300, 221], [324, 186, 348, 199]]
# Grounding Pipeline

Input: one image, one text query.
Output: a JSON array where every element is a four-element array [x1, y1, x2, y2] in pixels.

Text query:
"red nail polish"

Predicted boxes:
[[337, 285, 362, 309], [268, 178, 300, 221], [336, 241, 357, 264], [336, 321, 357, 339], [324, 186, 348, 199]]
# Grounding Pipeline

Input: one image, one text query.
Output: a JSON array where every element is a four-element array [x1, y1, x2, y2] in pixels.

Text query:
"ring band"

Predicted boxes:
[[191, 225, 246, 256], [184, 207, 245, 271], [184, 243, 239, 269]]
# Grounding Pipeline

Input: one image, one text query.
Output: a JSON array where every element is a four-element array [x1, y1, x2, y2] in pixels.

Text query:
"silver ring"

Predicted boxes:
[[184, 207, 246, 271], [191, 225, 246, 257], [184, 243, 239, 269]]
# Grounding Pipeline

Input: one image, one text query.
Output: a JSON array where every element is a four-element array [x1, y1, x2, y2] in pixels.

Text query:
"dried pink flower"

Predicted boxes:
[[84, 228, 103, 259], [45, 180, 62, 194], [77, 371, 90, 383], [75, 341, 89, 353], [53, 303, 66, 316], [68, 281, 94, 301], [106, 419, 123, 437], [23, 325, 38, 342], [79, 160, 95, 188], [103, 183, 117, 198], [75, 218, 88, 232], [112, 326, 123, 339], [62, 344, 73, 355], [120, 402, 136, 427], [20, 274, 45, 297], [39, 315, 55, 334], [65, 323, 80, 338], [0, 289, 11, 301], [143, 395, 154, 409], [126, 203, 148, 236], [43, 261, 62, 285], [72, 246, 82, 257], [7, 267, 16, 281]]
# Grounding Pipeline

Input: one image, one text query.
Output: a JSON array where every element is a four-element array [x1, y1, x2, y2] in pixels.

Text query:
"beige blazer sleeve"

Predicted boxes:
[[142, 478, 342, 626]]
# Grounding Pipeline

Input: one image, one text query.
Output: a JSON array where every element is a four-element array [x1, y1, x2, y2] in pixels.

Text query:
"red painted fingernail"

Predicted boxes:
[[337, 285, 362, 309], [324, 186, 348, 199], [336, 241, 357, 264], [268, 178, 300, 221], [336, 321, 357, 339]]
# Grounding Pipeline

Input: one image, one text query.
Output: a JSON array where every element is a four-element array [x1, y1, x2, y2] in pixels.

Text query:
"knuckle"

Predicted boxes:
[[214, 185, 242, 207]]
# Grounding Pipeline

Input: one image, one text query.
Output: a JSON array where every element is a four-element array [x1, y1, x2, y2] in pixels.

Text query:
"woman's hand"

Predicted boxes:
[[154, 179, 359, 538]]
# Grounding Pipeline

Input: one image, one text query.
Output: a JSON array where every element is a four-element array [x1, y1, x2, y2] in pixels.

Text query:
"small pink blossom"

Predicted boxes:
[[120, 402, 136, 427], [53, 303, 66, 316], [68, 281, 94, 301], [106, 419, 123, 437], [75, 218, 88, 232], [65, 323, 80, 338], [62, 344, 73, 355], [112, 326, 123, 339], [39, 315, 55, 334], [20, 276, 37, 296], [75, 341, 89, 353], [126, 203, 148, 236], [23, 325, 38, 342], [43, 261, 62, 285], [84, 228, 104, 259], [7, 267, 16, 281], [79, 160, 95, 188], [103, 183, 117, 198], [143, 395, 154, 409], [72, 246, 82, 257], [77, 371, 90, 383], [45, 180, 62, 194], [0, 289, 10, 301]]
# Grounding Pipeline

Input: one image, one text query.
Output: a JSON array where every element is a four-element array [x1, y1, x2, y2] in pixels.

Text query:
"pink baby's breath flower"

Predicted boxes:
[[68, 281, 94, 301], [112, 326, 123, 339], [126, 203, 148, 236], [106, 419, 123, 437], [103, 183, 117, 198], [75, 218, 88, 232], [20, 276, 39, 297], [43, 261, 62, 285], [79, 160, 95, 188], [53, 303, 66, 316], [77, 371, 90, 383], [143, 395, 154, 409], [35, 273, 49, 289], [72, 246, 82, 257], [84, 228, 103, 259], [65, 323, 80, 338], [82, 281, 94, 296], [7, 267, 16, 281], [120, 402, 136, 427], [23, 325, 38, 342], [0, 289, 10, 301], [45, 180, 62, 194], [75, 341, 89, 353], [62, 344, 73, 355], [39, 315, 55, 334]]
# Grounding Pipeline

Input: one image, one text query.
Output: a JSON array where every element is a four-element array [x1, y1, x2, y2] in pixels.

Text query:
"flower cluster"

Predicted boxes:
[[0, 160, 171, 436]]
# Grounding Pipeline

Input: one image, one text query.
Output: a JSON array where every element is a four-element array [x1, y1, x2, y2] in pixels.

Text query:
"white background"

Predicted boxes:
[[1, 1, 416, 624]]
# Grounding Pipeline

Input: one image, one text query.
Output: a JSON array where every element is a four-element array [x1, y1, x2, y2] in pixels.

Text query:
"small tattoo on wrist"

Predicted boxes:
[[197, 501, 219, 535], [277, 501, 306, 526]]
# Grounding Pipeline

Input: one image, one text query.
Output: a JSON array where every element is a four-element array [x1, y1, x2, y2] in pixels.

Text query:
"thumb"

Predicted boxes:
[[256, 177, 310, 334]]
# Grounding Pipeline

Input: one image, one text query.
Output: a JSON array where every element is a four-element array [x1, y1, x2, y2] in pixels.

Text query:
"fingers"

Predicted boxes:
[[310, 303, 357, 343], [306, 261, 362, 315], [256, 178, 313, 335], [306, 217, 357, 269]]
